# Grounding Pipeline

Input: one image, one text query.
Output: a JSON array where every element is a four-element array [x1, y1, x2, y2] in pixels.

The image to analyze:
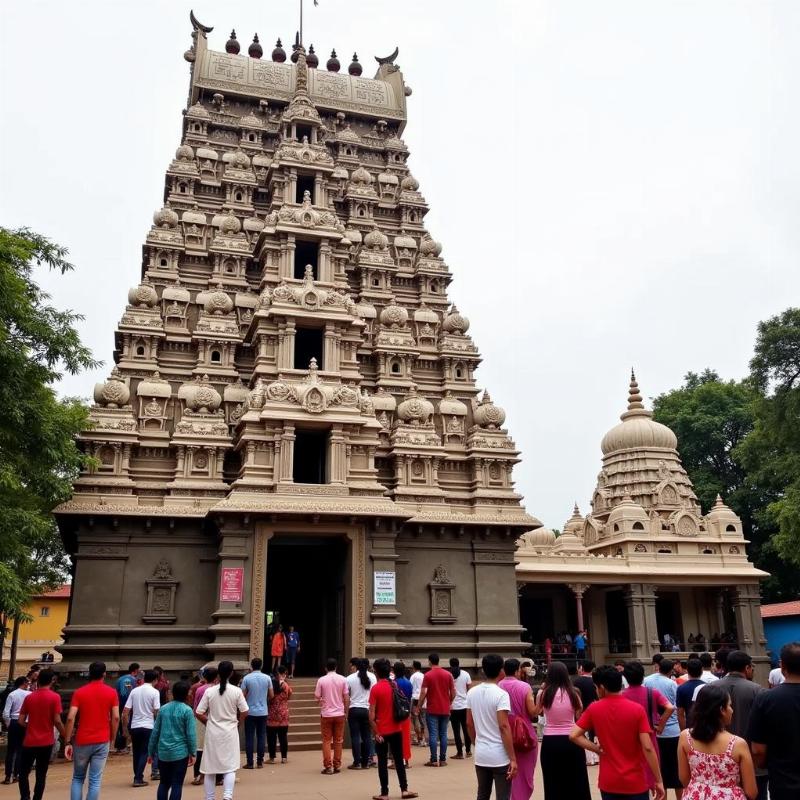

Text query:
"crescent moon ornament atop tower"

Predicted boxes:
[[374, 47, 399, 66], [189, 10, 214, 34]]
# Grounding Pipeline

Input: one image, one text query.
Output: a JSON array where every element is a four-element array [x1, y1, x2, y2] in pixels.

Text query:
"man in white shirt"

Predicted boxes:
[[768, 662, 785, 688], [466, 654, 516, 800], [409, 661, 427, 748], [122, 669, 160, 787], [2, 677, 30, 784], [699, 652, 719, 684], [449, 657, 472, 759]]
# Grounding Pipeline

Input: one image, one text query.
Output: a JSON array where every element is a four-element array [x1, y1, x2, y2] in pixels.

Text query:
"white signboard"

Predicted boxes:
[[374, 571, 396, 605]]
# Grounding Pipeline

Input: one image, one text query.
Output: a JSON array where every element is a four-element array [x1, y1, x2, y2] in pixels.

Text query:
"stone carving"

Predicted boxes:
[[428, 564, 455, 623], [432, 564, 450, 584], [144, 558, 179, 624]]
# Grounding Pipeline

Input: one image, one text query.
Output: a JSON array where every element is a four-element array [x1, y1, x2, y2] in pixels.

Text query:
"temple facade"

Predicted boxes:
[[55, 14, 538, 676], [515, 374, 770, 680]]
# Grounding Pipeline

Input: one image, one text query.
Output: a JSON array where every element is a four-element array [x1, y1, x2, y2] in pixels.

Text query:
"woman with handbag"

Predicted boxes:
[[499, 658, 540, 800], [536, 661, 591, 800]]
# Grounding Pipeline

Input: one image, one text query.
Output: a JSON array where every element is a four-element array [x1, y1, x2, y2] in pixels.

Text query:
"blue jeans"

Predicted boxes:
[[426, 713, 449, 763], [70, 743, 109, 800], [244, 715, 266, 766]]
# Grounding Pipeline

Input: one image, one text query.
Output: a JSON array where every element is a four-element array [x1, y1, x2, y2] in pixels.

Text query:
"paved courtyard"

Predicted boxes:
[[31, 748, 603, 800]]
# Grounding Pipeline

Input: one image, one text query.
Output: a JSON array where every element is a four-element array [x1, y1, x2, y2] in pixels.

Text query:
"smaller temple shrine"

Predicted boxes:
[[515, 373, 769, 680]]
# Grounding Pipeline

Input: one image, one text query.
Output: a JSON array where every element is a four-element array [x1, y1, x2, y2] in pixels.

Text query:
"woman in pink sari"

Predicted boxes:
[[498, 658, 540, 800]]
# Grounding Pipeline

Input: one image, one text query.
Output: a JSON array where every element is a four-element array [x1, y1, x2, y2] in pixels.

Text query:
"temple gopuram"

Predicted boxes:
[[55, 13, 538, 675]]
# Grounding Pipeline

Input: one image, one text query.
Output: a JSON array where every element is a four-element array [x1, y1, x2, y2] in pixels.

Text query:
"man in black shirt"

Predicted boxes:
[[573, 660, 598, 711], [748, 641, 800, 800]]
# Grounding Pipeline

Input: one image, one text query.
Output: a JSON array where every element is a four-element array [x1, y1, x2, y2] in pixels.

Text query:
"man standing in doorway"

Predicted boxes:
[[285, 627, 300, 678], [466, 653, 516, 800], [64, 661, 120, 800], [2, 677, 30, 785], [314, 658, 349, 775], [575, 630, 588, 661], [644, 658, 682, 800], [17, 669, 64, 800], [748, 642, 800, 800], [241, 658, 273, 769], [122, 669, 161, 787], [418, 653, 455, 767]]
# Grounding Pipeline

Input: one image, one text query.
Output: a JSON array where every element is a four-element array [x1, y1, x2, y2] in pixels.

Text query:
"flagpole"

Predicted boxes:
[[300, 0, 303, 46]]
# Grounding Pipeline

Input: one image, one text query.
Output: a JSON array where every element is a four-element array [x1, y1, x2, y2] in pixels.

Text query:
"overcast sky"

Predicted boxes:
[[2, 1, 799, 529]]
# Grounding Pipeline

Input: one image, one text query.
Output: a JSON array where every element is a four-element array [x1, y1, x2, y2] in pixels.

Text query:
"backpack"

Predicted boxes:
[[391, 680, 411, 722], [510, 714, 535, 752]]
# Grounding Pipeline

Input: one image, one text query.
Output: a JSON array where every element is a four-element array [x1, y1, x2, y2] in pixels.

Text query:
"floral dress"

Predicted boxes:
[[684, 733, 747, 800]]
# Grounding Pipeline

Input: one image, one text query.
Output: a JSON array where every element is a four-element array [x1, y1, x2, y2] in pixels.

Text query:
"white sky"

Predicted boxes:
[[2, 1, 799, 529]]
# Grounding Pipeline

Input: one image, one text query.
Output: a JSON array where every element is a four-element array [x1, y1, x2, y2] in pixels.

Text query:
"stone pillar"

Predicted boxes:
[[366, 521, 403, 651], [625, 583, 659, 660], [472, 538, 524, 660], [208, 521, 253, 666], [567, 583, 590, 633], [278, 423, 294, 484], [730, 583, 770, 681], [329, 425, 347, 484]]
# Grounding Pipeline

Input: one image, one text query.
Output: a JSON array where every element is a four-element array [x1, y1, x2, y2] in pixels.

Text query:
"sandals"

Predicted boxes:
[[402, 793, 419, 799], [424, 760, 439, 767]]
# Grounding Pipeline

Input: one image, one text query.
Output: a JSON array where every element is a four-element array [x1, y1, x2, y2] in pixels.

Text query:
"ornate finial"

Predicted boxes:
[[306, 44, 319, 68], [714, 494, 724, 506], [308, 357, 318, 371], [573, 501, 580, 515], [249, 34, 263, 59], [225, 29, 240, 54], [272, 38, 287, 62], [348, 52, 363, 76], [627, 370, 644, 411], [327, 48, 340, 72]]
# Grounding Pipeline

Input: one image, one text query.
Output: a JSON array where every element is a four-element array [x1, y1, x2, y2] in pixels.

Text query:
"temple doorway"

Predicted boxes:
[[264, 535, 348, 676]]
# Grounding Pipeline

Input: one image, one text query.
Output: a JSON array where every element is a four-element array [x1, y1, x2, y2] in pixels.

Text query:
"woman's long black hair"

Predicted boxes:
[[218, 660, 234, 695], [449, 657, 461, 680], [690, 683, 729, 742], [355, 658, 370, 690], [542, 660, 581, 713]]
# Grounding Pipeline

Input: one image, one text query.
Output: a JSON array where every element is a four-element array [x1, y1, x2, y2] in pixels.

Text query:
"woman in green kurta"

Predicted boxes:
[[148, 681, 196, 800]]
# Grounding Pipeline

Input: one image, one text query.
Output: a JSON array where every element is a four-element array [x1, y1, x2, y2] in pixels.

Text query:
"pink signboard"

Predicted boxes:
[[220, 567, 244, 603]]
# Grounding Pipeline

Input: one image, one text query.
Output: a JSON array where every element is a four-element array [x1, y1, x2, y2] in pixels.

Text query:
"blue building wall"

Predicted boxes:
[[763, 615, 800, 661]]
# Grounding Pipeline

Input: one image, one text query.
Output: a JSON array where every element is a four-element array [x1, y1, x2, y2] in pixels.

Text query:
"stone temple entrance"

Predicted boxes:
[[264, 535, 348, 676]]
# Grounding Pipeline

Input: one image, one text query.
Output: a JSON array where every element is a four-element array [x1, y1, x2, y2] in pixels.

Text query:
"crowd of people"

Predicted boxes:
[[0, 640, 798, 800]]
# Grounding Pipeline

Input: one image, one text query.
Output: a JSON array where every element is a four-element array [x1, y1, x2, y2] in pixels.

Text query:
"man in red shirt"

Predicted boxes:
[[569, 665, 665, 800], [417, 652, 455, 767], [369, 658, 418, 800], [63, 662, 119, 800], [18, 669, 64, 800]]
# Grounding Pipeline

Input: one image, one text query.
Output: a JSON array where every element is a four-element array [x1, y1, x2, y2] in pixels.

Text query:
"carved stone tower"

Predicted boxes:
[[56, 13, 539, 674]]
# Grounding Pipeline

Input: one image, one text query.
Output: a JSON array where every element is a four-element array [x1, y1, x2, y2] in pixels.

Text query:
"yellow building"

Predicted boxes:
[[1, 585, 70, 678]]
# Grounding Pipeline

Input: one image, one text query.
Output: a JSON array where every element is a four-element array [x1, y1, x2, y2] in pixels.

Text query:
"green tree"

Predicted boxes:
[[653, 369, 798, 601], [740, 308, 800, 579], [0, 227, 96, 627]]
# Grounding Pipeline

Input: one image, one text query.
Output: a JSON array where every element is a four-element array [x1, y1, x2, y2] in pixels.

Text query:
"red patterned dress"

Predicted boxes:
[[683, 733, 747, 800]]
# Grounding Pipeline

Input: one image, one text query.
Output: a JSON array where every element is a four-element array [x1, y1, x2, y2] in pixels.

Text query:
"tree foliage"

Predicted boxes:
[[0, 227, 97, 616], [653, 310, 800, 601], [740, 309, 800, 582]]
